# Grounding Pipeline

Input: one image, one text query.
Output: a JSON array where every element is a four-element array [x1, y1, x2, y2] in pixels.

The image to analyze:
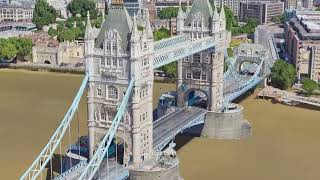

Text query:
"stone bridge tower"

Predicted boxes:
[[85, 1, 154, 166], [176, 0, 227, 112]]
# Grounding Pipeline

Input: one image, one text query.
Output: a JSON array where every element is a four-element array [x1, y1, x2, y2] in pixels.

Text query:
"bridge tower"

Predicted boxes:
[[176, 0, 227, 112], [85, 1, 154, 166]]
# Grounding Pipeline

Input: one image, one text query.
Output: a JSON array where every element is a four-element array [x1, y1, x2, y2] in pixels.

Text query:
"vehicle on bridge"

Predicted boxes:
[[65, 136, 120, 162]]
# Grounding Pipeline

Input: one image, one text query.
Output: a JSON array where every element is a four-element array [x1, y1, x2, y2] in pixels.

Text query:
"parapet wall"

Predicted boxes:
[[129, 163, 182, 180]]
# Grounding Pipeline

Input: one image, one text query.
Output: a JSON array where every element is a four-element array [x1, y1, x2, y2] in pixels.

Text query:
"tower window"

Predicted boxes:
[[112, 42, 117, 50], [112, 58, 117, 66], [193, 70, 201, 79], [97, 87, 102, 96], [186, 71, 192, 79], [119, 59, 123, 67], [193, 53, 201, 63], [202, 72, 207, 80], [107, 42, 111, 50], [108, 85, 118, 99], [106, 58, 111, 65], [101, 58, 105, 66]]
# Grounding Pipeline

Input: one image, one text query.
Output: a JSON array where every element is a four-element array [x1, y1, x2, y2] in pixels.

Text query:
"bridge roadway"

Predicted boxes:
[[153, 107, 207, 151]]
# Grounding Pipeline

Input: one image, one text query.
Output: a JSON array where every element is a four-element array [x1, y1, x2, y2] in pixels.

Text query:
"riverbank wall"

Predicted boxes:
[[0, 63, 85, 74]]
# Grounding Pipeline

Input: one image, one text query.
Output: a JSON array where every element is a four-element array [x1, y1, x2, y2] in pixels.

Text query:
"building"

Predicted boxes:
[[0, 4, 33, 23], [32, 33, 84, 65], [46, 0, 69, 18], [239, 1, 284, 24], [123, 0, 144, 16], [32, 42, 84, 65], [154, 0, 192, 16], [302, 0, 314, 8], [284, 0, 298, 9], [96, 0, 106, 15], [151, 18, 177, 35], [285, 10, 320, 82], [84, 0, 228, 165]]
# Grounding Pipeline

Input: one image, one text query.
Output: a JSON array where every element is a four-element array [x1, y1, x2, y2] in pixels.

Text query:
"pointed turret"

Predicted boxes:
[[177, 0, 184, 19], [144, 10, 153, 39], [220, 5, 225, 20], [85, 11, 94, 40], [186, 0, 190, 13], [213, 4, 219, 21], [131, 13, 139, 42]]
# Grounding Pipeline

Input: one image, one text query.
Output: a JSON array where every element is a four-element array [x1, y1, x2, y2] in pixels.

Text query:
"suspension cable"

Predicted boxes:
[[59, 141, 63, 175], [50, 157, 53, 179], [68, 124, 72, 169], [77, 109, 80, 160]]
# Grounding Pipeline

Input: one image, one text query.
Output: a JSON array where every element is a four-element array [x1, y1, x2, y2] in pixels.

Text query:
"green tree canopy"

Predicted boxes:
[[158, 7, 179, 19], [0, 38, 32, 61], [32, 0, 57, 29], [302, 79, 319, 95], [67, 0, 99, 19], [271, 60, 296, 90], [153, 27, 171, 41], [48, 27, 57, 37]]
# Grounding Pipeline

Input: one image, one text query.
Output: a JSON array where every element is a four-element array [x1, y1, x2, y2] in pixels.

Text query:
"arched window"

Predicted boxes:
[[108, 85, 118, 99], [100, 107, 107, 121], [112, 41, 117, 50]]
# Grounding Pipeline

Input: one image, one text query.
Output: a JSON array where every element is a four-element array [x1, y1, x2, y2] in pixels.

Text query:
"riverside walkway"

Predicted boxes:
[[257, 86, 320, 107]]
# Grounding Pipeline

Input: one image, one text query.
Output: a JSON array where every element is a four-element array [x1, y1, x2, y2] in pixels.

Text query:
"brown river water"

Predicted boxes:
[[1, 69, 320, 180]]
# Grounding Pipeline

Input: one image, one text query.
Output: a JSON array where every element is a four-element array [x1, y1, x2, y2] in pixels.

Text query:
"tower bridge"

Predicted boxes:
[[20, 0, 270, 180]]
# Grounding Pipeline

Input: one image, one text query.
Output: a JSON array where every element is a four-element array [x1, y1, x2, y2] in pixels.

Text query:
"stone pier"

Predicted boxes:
[[201, 104, 252, 139]]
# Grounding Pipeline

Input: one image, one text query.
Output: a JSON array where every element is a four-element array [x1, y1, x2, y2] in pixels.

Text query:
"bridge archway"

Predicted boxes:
[[44, 60, 51, 64], [238, 60, 260, 75], [184, 88, 209, 109]]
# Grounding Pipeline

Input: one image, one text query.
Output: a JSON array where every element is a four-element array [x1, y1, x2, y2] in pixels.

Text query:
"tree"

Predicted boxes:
[[224, 6, 238, 31], [302, 79, 319, 95], [48, 27, 57, 37], [271, 15, 284, 24], [0, 42, 17, 60], [271, 60, 296, 90], [153, 27, 171, 41], [68, 0, 98, 19], [15, 38, 32, 57], [158, 7, 179, 19], [32, 0, 57, 29]]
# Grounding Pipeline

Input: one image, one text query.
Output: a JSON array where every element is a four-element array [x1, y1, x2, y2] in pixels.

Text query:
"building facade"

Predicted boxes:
[[0, 4, 33, 23], [285, 10, 320, 82], [32, 41, 84, 65], [84, 0, 228, 167], [46, 0, 69, 18], [284, 0, 298, 9], [239, 1, 284, 24], [176, 0, 227, 111]]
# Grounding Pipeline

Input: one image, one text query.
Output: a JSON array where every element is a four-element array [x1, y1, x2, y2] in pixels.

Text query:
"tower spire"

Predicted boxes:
[[131, 13, 139, 42], [220, 5, 225, 20], [144, 10, 153, 39], [85, 11, 94, 40]]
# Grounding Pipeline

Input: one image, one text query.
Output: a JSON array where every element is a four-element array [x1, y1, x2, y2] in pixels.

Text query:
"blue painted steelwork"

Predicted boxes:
[[20, 74, 89, 180], [224, 60, 265, 102], [54, 161, 88, 180], [153, 36, 216, 69], [78, 78, 135, 180]]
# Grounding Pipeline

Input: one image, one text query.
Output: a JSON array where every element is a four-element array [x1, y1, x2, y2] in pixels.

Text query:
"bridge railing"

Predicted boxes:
[[78, 78, 135, 180], [20, 74, 89, 180], [153, 36, 216, 69], [154, 35, 188, 52]]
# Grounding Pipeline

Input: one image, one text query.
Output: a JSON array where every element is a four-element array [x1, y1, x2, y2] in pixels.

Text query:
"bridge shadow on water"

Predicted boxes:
[[44, 154, 81, 179], [174, 124, 205, 151]]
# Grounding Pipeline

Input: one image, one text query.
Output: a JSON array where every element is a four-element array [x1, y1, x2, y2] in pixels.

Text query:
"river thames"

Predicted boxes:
[[1, 69, 320, 180]]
